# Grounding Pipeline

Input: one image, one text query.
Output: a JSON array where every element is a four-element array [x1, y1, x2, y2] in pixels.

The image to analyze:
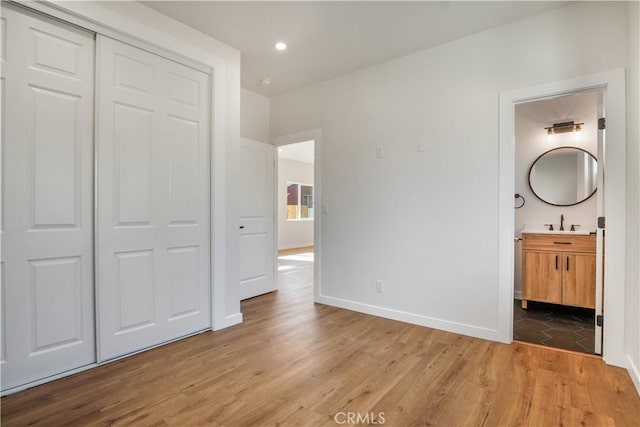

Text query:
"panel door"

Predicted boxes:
[[522, 251, 562, 304], [238, 139, 275, 300], [563, 253, 596, 309], [96, 36, 211, 361], [1, 5, 96, 390]]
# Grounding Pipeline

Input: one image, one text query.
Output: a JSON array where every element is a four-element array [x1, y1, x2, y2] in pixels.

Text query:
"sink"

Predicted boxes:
[[521, 229, 592, 236]]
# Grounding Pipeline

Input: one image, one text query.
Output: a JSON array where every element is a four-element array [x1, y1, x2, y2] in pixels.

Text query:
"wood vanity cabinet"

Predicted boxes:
[[521, 233, 596, 309]]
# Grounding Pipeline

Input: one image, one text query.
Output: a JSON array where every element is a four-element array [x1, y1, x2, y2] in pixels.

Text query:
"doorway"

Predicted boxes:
[[512, 91, 601, 354], [277, 140, 315, 288], [500, 70, 627, 366]]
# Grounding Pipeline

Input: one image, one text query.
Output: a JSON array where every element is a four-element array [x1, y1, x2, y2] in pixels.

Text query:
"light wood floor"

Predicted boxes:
[[278, 246, 314, 256], [2, 250, 639, 426]]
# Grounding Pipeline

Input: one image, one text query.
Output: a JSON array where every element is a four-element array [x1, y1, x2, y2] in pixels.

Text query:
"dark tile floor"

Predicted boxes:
[[513, 299, 596, 354]]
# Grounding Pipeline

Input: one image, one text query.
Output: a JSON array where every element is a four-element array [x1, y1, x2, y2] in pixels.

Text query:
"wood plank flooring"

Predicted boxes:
[[2, 250, 639, 426]]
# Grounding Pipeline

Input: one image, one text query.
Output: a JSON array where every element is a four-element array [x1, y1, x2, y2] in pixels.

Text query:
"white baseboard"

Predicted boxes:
[[514, 290, 522, 300], [315, 295, 501, 342], [214, 312, 243, 330], [627, 355, 640, 396]]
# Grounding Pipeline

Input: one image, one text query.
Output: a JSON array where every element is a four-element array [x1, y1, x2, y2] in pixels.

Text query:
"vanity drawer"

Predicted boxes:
[[522, 233, 596, 253]]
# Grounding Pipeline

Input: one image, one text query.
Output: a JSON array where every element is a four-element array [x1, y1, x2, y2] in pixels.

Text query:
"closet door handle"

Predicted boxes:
[[555, 255, 558, 270], [566, 256, 570, 271]]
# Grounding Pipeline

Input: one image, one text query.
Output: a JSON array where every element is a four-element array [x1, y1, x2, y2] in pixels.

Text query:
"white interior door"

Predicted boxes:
[[595, 91, 605, 355], [96, 36, 211, 361], [238, 139, 276, 300], [1, 5, 96, 390]]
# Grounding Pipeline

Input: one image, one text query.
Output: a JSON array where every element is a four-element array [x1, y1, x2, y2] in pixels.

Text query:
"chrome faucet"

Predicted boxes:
[[560, 214, 565, 231]]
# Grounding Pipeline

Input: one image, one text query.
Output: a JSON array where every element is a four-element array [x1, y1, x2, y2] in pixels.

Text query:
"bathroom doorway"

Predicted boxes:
[[512, 90, 603, 355]]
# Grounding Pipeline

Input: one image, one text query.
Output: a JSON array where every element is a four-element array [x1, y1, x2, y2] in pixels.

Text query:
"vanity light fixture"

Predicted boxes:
[[545, 121, 584, 135]]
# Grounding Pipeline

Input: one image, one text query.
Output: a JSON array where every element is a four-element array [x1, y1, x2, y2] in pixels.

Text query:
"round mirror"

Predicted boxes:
[[528, 146, 597, 206]]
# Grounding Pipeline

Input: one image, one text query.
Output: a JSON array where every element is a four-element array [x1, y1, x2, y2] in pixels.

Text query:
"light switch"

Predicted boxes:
[[321, 204, 329, 214], [418, 141, 427, 152], [376, 146, 384, 158]]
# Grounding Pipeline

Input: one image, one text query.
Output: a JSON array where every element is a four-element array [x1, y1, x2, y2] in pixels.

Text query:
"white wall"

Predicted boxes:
[[278, 158, 314, 250], [513, 92, 599, 297], [241, 88, 270, 143], [49, 0, 244, 329], [625, 1, 640, 394], [270, 2, 629, 341]]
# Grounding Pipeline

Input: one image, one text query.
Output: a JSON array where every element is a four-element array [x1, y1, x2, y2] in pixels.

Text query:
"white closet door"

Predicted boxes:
[[96, 36, 211, 361], [1, 6, 96, 390]]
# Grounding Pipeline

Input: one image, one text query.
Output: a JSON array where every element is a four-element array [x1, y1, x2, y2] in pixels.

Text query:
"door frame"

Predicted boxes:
[[498, 69, 626, 367], [272, 129, 322, 302]]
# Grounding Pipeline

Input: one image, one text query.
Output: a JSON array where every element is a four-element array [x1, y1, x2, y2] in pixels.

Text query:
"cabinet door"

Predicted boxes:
[[563, 254, 596, 308], [523, 251, 562, 304]]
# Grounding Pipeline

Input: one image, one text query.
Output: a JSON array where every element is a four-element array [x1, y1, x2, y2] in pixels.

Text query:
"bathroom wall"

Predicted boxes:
[[513, 91, 599, 297], [270, 1, 629, 342], [278, 158, 314, 250]]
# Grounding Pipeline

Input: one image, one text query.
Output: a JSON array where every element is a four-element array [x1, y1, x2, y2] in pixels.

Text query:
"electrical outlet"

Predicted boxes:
[[376, 146, 384, 158], [417, 141, 427, 152], [376, 280, 384, 293]]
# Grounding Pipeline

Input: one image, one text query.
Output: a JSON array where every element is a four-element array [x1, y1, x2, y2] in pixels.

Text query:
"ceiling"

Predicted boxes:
[[278, 140, 315, 164], [143, 1, 572, 98]]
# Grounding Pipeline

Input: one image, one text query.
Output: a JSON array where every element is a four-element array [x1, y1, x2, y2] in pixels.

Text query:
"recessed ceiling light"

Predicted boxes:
[[260, 77, 272, 85], [275, 42, 287, 51]]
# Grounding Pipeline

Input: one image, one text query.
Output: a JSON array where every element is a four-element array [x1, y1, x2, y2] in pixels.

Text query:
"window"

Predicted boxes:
[[287, 183, 313, 220]]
